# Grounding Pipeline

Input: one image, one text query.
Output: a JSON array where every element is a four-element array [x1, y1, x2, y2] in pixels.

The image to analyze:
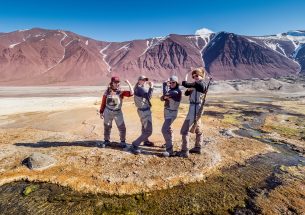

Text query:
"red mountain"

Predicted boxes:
[[202, 32, 300, 79], [0, 28, 303, 85]]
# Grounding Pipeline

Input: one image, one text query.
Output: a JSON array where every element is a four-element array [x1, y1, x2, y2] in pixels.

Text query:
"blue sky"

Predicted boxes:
[[0, 0, 304, 41]]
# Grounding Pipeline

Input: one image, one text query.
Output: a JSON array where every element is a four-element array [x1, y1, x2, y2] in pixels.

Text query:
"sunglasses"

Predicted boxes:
[[170, 81, 176, 84], [192, 74, 199, 79]]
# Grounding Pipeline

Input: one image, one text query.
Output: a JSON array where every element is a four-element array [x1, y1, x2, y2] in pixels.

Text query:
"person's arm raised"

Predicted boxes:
[[125, 79, 134, 96]]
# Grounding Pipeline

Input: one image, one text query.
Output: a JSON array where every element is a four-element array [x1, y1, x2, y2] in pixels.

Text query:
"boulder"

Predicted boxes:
[[23, 153, 56, 170]]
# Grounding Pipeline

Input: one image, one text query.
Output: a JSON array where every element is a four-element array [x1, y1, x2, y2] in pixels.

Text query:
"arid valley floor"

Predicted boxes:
[[0, 77, 304, 214]]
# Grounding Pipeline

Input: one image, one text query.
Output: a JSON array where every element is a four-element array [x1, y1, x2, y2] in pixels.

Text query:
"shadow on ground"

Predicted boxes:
[[14, 141, 165, 156]]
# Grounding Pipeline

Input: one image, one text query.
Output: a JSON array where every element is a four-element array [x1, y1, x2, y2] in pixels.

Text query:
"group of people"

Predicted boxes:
[[99, 67, 208, 158]]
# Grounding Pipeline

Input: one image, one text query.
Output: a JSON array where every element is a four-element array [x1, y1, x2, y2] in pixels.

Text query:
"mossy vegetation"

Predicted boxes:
[[23, 184, 38, 196], [264, 124, 300, 138], [222, 113, 241, 126], [262, 114, 304, 139]]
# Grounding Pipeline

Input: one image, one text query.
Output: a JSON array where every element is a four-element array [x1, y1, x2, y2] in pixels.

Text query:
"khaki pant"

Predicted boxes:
[[103, 108, 126, 141], [132, 109, 153, 147]]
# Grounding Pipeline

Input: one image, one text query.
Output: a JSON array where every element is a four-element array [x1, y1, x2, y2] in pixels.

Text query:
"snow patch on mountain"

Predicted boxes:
[[100, 43, 112, 73], [293, 44, 305, 58], [139, 40, 152, 57], [34, 34, 44, 38], [253, 31, 305, 59], [264, 42, 277, 51], [116, 43, 131, 52], [9, 42, 21, 48], [149, 36, 167, 49], [262, 41, 289, 57], [247, 38, 260, 45], [195, 28, 214, 55], [45, 31, 69, 72], [139, 36, 167, 57]]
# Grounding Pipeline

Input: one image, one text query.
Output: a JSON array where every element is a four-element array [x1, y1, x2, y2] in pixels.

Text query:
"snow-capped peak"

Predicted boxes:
[[18, 29, 29, 32], [195, 28, 214, 37]]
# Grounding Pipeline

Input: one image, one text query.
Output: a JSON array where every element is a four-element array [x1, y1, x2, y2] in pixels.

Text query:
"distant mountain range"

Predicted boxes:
[[0, 28, 304, 85]]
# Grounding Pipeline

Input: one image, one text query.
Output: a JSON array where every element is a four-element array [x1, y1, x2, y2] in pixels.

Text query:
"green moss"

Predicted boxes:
[[279, 165, 288, 172], [23, 185, 38, 196], [269, 125, 300, 138], [222, 114, 241, 126]]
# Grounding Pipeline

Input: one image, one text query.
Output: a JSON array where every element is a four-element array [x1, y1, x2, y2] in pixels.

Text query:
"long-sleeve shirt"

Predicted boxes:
[[162, 82, 181, 102], [182, 79, 207, 105], [161, 82, 182, 111], [134, 84, 153, 110], [182, 80, 207, 95], [99, 90, 132, 114], [134, 85, 153, 100]]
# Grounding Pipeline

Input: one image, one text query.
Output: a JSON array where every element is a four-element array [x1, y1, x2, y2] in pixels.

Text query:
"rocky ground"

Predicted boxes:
[[0, 95, 276, 195], [0, 76, 304, 213]]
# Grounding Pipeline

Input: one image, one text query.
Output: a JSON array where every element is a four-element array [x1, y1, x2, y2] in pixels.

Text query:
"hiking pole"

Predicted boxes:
[[189, 77, 212, 133]]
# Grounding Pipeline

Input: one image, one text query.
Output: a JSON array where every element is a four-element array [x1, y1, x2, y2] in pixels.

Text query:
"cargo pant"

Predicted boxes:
[[180, 104, 203, 152], [132, 109, 153, 147], [103, 108, 126, 141], [162, 109, 178, 153]]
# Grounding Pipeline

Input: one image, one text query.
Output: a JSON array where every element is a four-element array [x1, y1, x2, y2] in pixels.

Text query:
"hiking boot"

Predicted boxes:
[[130, 145, 141, 155], [143, 140, 154, 147], [102, 140, 110, 148], [162, 151, 175, 157], [119, 140, 127, 148], [175, 151, 189, 158], [97, 140, 110, 148], [189, 147, 202, 154]]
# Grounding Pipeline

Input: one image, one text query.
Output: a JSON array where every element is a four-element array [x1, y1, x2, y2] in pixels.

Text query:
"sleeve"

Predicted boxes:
[[162, 82, 168, 96], [120, 91, 133, 98], [184, 89, 192, 96], [167, 90, 181, 102], [134, 85, 146, 97], [134, 85, 153, 100], [99, 95, 107, 114], [147, 87, 153, 100], [182, 81, 207, 93]]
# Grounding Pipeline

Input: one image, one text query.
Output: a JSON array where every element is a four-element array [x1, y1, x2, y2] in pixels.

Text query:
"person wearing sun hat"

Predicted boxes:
[[130, 75, 154, 155], [160, 75, 182, 157], [177, 67, 208, 158], [99, 76, 133, 148]]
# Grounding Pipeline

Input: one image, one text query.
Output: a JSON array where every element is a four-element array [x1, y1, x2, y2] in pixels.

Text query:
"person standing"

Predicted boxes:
[[130, 75, 154, 154], [99, 76, 133, 148], [160, 75, 182, 157], [178, 68, 208, 158]]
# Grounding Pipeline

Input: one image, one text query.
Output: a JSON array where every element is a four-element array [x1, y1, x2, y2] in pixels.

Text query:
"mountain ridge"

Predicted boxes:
[[0, 28, 304, 85]]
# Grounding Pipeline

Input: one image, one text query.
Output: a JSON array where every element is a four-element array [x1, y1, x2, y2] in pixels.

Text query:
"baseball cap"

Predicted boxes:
[[169, 75, 178, 82], [138, 75, 148, 81], [111, 76, 120, 83]]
